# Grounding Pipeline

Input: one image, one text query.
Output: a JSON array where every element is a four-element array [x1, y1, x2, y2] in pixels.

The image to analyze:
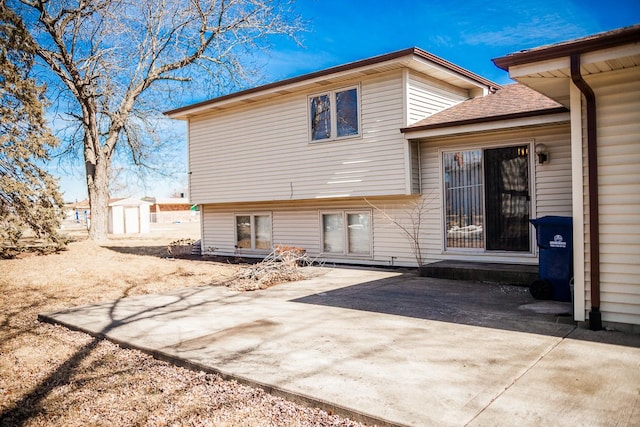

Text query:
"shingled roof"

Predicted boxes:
[[402, 83, 567, 133]]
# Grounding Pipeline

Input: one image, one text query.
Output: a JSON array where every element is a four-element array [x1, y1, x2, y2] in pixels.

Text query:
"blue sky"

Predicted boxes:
[[56, 0, 640, 201], [267, 0, 640, 85]]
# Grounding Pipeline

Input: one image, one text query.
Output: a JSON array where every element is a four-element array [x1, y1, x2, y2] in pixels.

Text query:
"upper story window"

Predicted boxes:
[[309, 86, 360, 142]]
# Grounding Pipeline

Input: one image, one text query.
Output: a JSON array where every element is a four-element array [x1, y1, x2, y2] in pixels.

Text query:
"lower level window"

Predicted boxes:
[[236, 213, 271, 250], [321, 211, 371, 256]]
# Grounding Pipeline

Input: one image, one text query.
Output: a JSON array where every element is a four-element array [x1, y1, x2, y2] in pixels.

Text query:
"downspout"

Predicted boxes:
[[570, 54, 602, 331]]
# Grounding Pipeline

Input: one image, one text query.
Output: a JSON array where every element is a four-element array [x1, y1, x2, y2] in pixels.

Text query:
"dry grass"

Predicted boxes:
[[0, 223, 365, 426]]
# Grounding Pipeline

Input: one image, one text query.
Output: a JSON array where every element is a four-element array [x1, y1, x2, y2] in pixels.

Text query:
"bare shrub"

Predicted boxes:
[[167, 238, 195, 256], [229, 245, 311, 291]]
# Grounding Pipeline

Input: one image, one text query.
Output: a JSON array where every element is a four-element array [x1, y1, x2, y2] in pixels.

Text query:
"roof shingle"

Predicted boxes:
[[403, 83, 567, 132]]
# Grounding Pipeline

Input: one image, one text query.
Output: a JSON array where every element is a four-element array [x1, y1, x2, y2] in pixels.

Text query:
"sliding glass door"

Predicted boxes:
[[443, 145, 530, 252], [484, 146, 530, 251]]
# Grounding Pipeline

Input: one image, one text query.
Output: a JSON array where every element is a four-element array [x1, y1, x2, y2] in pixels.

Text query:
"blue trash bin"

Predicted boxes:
[[530, 216, 573, 302]]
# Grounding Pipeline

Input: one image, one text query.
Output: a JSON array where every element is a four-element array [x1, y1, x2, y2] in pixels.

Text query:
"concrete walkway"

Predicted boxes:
[[40, 268, 640, 426]]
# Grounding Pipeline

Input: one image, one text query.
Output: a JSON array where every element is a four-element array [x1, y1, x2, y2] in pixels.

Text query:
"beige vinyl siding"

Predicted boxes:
[[409, 142, 421, 194], [531, 125, 574, 217], [583, 67, 640, 327], [189, 71, 408, 205], [200, 204, 236, 254], [371, 197, 430, 266], [406, 71, 468, 125], [201, 197, 420, 267], [418, 124, 572, 264]]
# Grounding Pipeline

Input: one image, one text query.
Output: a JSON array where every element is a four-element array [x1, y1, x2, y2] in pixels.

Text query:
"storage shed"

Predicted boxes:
[[108, 198, 151, 235]]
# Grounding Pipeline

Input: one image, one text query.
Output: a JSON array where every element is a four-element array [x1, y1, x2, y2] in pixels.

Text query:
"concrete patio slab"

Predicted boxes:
[[40, 267, 640, 427], [469, 328, 640, 426]]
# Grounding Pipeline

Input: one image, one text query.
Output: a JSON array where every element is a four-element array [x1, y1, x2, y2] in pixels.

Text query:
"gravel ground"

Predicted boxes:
[[0, 224, 368, 426]]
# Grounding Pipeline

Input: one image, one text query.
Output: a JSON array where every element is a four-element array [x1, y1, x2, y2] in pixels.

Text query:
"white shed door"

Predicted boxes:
[[124, 207, 139, 234]]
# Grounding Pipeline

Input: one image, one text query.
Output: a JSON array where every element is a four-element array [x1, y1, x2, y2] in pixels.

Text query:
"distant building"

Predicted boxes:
[[142, 196, 198, 223], [65, 199, 91, 224], [108, 197, 151, 234]]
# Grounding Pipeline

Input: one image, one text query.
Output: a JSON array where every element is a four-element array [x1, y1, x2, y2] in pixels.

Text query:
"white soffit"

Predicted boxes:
[[509, 43, 640, 80], [507, 43, 640, 107], [515, 77, 572, 107]]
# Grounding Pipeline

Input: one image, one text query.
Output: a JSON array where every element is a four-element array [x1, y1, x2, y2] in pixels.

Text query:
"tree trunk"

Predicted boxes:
[[86, 150, 110, 241]]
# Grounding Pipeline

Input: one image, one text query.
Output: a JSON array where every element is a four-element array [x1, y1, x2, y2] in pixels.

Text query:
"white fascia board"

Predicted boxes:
[[403, 112, 570, 139], [508, 57, 570, 79]]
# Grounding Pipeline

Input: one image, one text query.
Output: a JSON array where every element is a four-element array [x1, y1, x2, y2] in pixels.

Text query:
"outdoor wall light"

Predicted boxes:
[[535, 143, 549, 164]]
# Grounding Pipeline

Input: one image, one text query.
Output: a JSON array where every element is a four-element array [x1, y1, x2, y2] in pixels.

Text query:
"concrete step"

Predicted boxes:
[[420, 260, 538, 286], [191, 239, 202, 256]]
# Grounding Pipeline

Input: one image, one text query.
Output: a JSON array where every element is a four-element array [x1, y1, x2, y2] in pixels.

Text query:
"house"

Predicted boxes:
[[142, 196, 197, 223], [493, 25, 640, 331], [65, 199, 91, 224], [108, 197, 151, 235], [165, 48, 503, 266], [165, 27, 640, 332]]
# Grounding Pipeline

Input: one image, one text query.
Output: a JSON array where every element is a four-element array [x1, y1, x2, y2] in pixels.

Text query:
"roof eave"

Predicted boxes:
[[165, 47, 501, 119], [493, 24, 640, 71], [412, 47, 500, 90]]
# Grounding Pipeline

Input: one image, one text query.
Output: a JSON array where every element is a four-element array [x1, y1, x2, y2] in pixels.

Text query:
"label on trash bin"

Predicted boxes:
[[550, 234, 567, 248]]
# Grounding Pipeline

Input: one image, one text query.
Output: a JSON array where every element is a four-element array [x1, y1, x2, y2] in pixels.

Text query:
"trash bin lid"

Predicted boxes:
[[530, 215, 572, 228]]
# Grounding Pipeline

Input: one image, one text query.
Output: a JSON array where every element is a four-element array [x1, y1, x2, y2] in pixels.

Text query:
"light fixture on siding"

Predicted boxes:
[[535, 143, 549, 164]]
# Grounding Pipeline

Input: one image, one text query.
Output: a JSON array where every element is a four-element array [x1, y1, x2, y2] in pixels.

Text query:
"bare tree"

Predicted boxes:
[[9, 0, 302, 240], [365, 195, 434, 272]]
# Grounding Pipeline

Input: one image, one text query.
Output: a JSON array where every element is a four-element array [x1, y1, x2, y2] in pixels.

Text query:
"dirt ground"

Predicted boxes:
[[0, 221, 365, 426]]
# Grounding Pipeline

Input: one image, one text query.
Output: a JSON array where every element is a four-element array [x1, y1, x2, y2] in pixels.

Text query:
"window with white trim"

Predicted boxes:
[[235, 213, 272, 250], [309, 86, 360, 142], [321, 211, 371, 256]]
